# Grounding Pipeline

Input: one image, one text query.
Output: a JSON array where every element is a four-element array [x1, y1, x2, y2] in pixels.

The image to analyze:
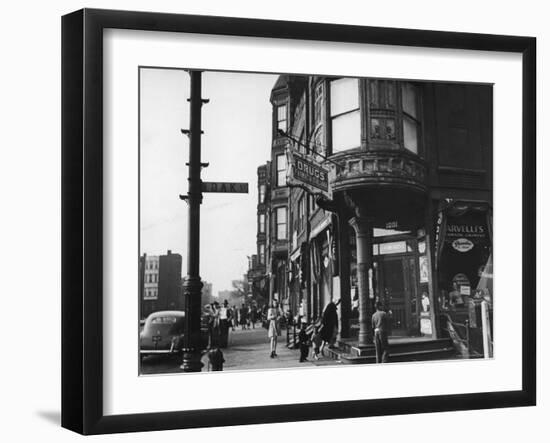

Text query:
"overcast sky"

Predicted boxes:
[[140, 68, 278, 295]]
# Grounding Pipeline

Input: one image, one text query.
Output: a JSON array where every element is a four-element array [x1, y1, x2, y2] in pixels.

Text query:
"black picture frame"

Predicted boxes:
[[61, 8, 536, 435]]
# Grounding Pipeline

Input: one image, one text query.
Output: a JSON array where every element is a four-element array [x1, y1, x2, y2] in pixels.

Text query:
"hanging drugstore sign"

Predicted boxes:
[[287, 150, 331, 197]]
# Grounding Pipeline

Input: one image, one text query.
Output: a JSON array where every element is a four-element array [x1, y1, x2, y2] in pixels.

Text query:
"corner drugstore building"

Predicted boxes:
[[251, 75, 493, 356]]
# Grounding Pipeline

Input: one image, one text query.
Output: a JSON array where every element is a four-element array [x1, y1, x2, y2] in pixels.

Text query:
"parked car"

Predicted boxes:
[[140, 310, 210, 360], [140, 311, 186, 358]]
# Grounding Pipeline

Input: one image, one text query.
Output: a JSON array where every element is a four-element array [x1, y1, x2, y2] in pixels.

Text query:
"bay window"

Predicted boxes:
[[330, 78, 360, 153], [368, 80, 421, 155], [401, 83, 419, 154]]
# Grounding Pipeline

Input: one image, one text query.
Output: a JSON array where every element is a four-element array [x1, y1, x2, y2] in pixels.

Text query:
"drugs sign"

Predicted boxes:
[[287, 151, 330, 196]]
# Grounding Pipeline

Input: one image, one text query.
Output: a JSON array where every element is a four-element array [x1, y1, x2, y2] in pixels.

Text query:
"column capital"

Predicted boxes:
[[348, 215, 374, 235]]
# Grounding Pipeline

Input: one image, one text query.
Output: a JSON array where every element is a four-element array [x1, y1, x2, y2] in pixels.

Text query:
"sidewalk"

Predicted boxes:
[[202, 326, 340, 372]]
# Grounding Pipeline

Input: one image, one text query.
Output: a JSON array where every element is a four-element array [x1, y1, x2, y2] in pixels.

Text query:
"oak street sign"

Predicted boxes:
[[202, 182, 249, 193]]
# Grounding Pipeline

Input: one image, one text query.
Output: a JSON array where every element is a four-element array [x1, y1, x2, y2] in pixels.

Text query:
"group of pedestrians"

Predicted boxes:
[[204, 299, 264, 349], [234, 303, 262, 330], [294, 300, 340, 362], [294, 299, 391, 364], [204, 300, 232, 349], [205, 297, 391, 366]]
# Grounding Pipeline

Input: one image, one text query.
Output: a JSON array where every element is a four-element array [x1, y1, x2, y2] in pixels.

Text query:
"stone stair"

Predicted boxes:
[[326, 337, 458, 364]]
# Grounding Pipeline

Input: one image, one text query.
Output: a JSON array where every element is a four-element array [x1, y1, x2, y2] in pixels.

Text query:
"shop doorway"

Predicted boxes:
[[375, 252, 418, 336]]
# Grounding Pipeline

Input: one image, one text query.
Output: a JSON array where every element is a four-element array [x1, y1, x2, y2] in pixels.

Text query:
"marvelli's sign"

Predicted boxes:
[[443, 211, 490, 250], [446, 223, 486, 238], [287, 151, 330, 195]]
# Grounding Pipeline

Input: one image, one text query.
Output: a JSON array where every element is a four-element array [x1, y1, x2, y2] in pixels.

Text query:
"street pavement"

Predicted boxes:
[[141, 324, 341, 375], [219, 324, 313, 371]]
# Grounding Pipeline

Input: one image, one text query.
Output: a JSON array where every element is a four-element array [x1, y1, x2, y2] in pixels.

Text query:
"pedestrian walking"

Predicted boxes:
[[267, 299, 282, 358], [239, 303, 248, 330], [319, 300, 339, 356], [372, 302, 390, 363], [205, 301, 221, 348], [231, 305, 238, 331], [218, 300, 231, 348], [310, 326, 322, 360], [249, 305, 257, 329]]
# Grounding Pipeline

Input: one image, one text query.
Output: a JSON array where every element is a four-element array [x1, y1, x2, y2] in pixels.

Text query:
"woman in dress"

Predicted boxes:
[[267, 299, 282, 358], [319, 300, 339, 356]]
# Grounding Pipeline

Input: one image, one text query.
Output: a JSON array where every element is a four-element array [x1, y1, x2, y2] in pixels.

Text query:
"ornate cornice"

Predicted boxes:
[[331, 150, 428, 194]]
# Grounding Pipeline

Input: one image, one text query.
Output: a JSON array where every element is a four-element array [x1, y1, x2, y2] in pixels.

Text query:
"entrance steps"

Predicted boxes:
[[326, 337, 458, 364]]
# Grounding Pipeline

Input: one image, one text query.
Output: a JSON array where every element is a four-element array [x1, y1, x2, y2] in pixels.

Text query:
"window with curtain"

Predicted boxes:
[[259, 213, 265, 233], [330, 78, 360, 153], [369, 80, 397, 142], [368, 80, 421, 155]]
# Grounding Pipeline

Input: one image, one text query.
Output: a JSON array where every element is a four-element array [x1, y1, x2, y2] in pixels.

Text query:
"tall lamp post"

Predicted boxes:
[[180, 70, 208, 372]]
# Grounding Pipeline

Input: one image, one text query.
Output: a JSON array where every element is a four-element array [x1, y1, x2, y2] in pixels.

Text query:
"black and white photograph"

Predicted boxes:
[[138, 69, 494, 375], [1, 0, 543, 440]]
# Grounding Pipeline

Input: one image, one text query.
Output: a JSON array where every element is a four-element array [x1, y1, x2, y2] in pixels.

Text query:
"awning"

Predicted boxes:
[[309, 216, 331, 240]]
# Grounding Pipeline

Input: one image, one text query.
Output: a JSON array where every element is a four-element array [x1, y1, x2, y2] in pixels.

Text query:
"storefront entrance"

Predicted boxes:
[[374, 241, 419, 336]]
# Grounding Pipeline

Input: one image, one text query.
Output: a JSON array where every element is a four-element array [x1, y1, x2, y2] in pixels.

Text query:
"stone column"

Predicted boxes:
[[348, 215, 374, 346], [338, 215, 351, 338]]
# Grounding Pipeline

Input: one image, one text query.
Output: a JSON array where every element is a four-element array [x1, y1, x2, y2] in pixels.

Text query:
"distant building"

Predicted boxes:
[[139, 250, 183, 319]]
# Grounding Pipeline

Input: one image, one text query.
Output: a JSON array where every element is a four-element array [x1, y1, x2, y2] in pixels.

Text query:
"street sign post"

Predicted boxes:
[[179, 73, 250, 373]]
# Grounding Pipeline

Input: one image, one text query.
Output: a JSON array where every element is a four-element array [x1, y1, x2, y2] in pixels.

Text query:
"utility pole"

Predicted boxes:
[[180, 70, 208, 372]]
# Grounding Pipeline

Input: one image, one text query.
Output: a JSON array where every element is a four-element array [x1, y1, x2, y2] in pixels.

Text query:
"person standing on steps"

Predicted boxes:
[[267, 299, 282, 358], [372, 302, 390, 363]]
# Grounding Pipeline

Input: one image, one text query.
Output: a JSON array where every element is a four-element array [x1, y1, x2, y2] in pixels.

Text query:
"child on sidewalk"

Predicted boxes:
[[298, 320, 310, 362], [310, 326, 323, 360]]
